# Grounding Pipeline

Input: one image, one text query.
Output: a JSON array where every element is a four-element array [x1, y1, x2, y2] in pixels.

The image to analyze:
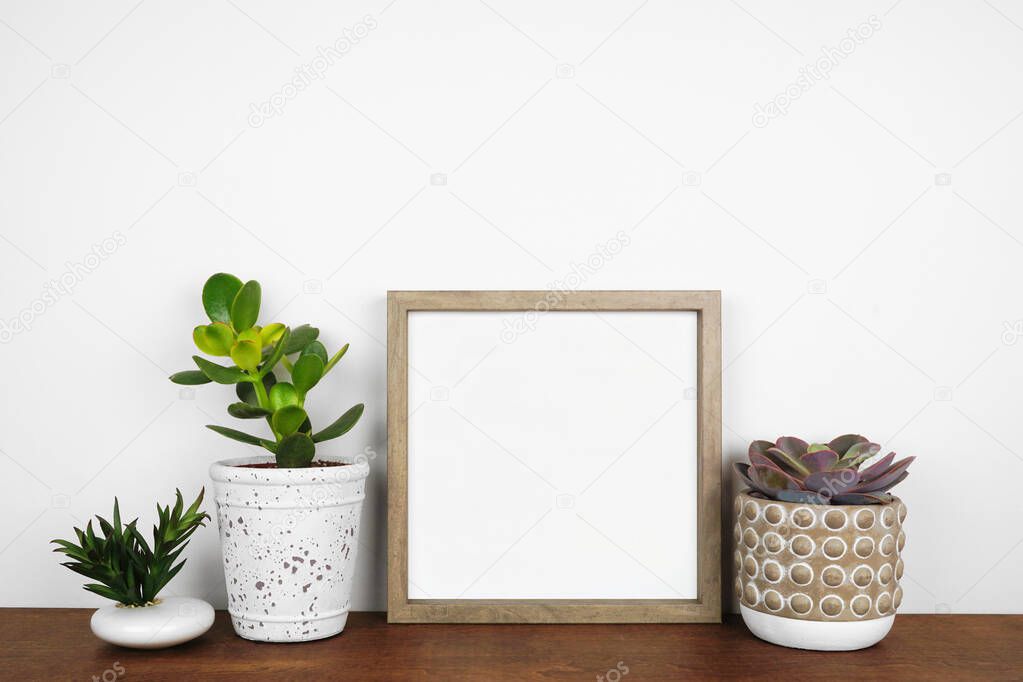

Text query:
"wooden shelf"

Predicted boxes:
[[3, 610, 1020, 680]]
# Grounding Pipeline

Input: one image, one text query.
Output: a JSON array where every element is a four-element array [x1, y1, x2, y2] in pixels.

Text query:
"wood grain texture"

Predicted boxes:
[[387, 291, 722, 623], [386, 291, 409, 621], [4, 610, 1020, 681], [697, 292, 722, 619]]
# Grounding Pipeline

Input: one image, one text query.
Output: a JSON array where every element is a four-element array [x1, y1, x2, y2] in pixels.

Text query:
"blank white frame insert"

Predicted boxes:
[[406, 309, 699, 600]]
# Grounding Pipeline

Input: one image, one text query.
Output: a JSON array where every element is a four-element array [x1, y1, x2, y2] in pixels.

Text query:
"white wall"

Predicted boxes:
[[1, 0, 1021, 614]]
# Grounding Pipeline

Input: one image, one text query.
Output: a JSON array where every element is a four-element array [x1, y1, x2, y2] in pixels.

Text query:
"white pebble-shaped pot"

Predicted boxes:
[[210, 454, 369, 643], [91, 596, 214, 649]]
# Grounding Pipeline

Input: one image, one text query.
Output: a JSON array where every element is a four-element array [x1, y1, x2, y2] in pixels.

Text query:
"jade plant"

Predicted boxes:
[[169, 273, 364, 468], [51, 490, 209, 606], [735, 435, 914, 505]]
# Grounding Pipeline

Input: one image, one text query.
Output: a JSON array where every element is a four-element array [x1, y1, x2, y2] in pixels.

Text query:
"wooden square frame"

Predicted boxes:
[[387, 291, 721, 623]]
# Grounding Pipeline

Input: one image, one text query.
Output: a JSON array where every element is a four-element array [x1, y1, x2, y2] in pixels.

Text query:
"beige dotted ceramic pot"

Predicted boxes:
[[733, 491, 906, 651]]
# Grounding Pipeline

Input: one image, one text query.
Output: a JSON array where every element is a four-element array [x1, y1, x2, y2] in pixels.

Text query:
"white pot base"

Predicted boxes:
[[231, 610, 349, 642], [740, 605, 894, 651]]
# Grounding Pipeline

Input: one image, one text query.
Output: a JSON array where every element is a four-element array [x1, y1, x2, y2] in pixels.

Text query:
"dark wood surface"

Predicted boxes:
[[2, 610, 1020, 680]]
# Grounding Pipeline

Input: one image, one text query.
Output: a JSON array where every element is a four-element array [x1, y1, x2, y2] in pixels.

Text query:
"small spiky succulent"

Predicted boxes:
[[51, 490, 209, 606], [734, 435, 914, 505]]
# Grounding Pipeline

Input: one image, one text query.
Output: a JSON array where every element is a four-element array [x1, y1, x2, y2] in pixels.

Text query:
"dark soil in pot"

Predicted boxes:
[[238, 461, 351, 469]]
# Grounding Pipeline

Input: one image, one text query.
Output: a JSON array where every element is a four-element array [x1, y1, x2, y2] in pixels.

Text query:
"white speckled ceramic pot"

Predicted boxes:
[[734, 491, 907, 651], [210, 454, 369, 642]]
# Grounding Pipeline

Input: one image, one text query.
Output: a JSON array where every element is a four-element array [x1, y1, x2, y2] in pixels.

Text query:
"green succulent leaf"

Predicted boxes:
[[230, 340, 261, 371], [807, 443, 830, 453], [323, 343, 349, 374], [192, 322, 235, 356], [272, 405, 308, 437], [268, 382, 299, 412], [292, 354, 324, 396], [205, 424, 274, 449], [275, 432, 315, 468], [260, 323, 286, 347], [311, 403, 364, 443], [301, 340, 328, 364], [227, 402, 272, 419], [169, 370, 212, 385], [192, 356, 251, 385], [284, 324, 319, 354], [230, 280, 261, 332], [237, 327, 261, 344], [259, 327, 292, 378], [237, 373, 277, 405], [202, 273, 243, 324]]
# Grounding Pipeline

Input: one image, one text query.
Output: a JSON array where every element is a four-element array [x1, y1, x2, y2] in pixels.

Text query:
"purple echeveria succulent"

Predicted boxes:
[[733, 435, 914, 505]]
